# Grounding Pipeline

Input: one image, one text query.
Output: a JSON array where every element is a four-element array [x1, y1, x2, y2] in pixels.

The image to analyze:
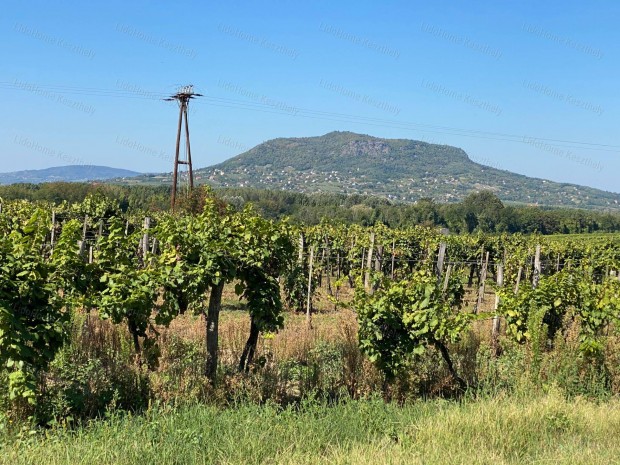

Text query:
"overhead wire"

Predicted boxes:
[[1, 81, 618, 153], [198, 95, 620, 151]]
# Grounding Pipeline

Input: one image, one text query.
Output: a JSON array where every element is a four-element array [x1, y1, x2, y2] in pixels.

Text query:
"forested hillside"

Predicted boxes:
[[165, 132, 620, 210], [0, 165, 140, 184]]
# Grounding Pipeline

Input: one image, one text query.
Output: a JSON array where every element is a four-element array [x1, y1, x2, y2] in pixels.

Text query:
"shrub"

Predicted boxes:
[[355, 270, 471, 389]]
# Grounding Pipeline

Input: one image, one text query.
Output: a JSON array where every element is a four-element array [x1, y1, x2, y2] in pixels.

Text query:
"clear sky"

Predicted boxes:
[[1, 0, 618, 192]]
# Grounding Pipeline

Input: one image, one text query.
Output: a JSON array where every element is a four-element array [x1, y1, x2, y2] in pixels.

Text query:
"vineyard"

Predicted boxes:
[[2, 190, 620, 428]]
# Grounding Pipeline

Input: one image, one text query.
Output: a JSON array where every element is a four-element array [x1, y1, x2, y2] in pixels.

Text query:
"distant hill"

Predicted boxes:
[[0, 165, 140, 185], [125, 131, 620, 210]]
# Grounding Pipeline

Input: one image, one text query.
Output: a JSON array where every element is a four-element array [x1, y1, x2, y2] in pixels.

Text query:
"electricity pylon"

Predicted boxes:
[[164, 85, 202, 210]]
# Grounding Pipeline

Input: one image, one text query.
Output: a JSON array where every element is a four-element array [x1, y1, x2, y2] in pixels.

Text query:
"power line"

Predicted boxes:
[[1, 81, 619, 153], [197, 96, 620, 151]]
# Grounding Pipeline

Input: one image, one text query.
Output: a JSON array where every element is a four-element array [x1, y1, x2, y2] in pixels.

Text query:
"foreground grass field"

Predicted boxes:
[[3, 392, 620, 465]]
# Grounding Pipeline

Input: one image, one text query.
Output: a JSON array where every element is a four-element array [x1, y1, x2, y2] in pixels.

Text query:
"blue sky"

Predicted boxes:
[[1, 0, 619, 192]]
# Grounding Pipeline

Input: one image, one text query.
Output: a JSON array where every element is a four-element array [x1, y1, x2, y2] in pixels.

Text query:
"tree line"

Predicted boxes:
[[2, 182, 620, 234]]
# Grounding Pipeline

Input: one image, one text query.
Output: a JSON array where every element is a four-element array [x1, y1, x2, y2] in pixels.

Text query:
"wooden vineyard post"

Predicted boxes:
[[77, 240, 86, 258], [492, 262, 504, 354], [364, 232, 375, 292], [147, 238, 159, 267], [390, 238, 396, 280], [374, 245, 383, 272], [82, 215, 88, 242], [442, 264, 453, 293], [142, 217, 151, 257], [77, 215, 88, 259], [475, 251, 490, 313], [436, 242, 447, 283], [514, 266, 523, 294], [298, 234, 304, 265], [477, 247, 485, 286], [50, 211, 56, 248], [373, 245, 383, 292], [533, 245, 541, 288], [325, 238, 333, 296], [306, 244, 315, 329]]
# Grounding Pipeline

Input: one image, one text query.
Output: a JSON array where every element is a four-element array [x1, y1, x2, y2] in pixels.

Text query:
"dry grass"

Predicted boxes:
[[160, 282, 361, 364], [147, 280, 505, 402], [40, 278, 620, 415]]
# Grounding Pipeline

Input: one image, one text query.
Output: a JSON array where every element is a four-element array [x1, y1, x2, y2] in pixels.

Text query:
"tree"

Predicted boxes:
[[462, 190, 504, 232]]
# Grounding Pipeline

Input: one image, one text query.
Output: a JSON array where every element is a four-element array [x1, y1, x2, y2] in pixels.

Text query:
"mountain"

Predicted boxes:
[[0, 165, 141, 185], [129, 131, 620, 210]]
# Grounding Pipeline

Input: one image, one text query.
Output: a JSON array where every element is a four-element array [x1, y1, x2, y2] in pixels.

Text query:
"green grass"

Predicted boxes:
[[3, 391, 620, 465]]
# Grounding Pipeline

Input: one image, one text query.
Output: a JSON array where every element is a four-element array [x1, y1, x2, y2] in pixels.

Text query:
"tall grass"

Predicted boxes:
[[3, 282, 620, 463], [3, 301, 618, 424], [2, 282, 619, 428], [3, 391, 620, 465]]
